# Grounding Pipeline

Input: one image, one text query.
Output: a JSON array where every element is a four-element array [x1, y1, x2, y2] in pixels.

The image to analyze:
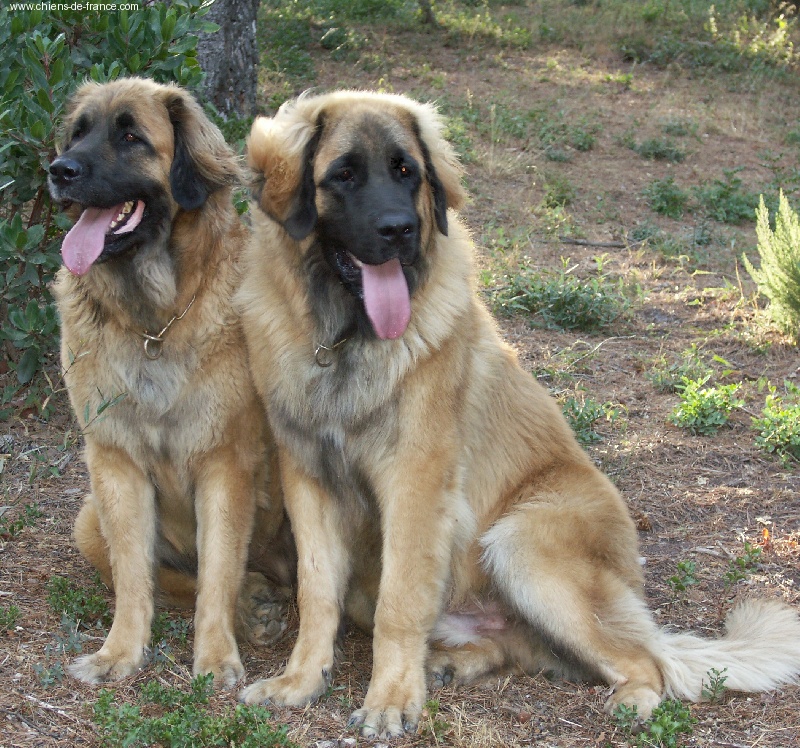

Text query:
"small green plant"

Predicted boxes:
[[661, 118, 697, 138], [420, 698, 450, 741], [0, 502, 42, 539], [743, 191, 800, 340], [724, 541, 762, 589], [150, 612, 192, 673], [647, 345, 714, 394], [562, 395, 618, 445], [93, 674, 295, 747], [632, 137, 686, 163], [668, 560, 699, 596], [543, 174, 576, 208], [0, 604, 20, 631], [46, 573, 111, 628], [693, 169, 761, 224], [613, 699, 696, 747], [644, 177, 690, 219], [494, 258, 633, 331], [752, 381, 800, 464], [669, 376, 744, 435], [701, 667, 729, 703], [33, 661, 66, 688]]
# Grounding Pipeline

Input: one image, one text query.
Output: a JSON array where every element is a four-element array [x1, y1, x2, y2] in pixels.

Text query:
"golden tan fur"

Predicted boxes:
[[51, 78, 289, 688], [237, 91, 800, 737]]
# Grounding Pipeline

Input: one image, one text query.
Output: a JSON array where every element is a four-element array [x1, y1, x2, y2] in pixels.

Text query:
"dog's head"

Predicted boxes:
[[48, 77, 241, 277], [247, 91, 465, 340]]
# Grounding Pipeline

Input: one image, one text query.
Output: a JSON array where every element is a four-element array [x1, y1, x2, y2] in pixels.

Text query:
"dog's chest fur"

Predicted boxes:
[[268, 340, 408, 510]]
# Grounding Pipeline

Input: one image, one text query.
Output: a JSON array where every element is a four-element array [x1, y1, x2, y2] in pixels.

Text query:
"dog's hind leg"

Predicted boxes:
[[74, 494, 114, 588], [480, 484, 666, 721]]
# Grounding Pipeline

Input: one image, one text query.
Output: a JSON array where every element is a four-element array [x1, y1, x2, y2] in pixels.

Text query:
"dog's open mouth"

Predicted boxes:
[[61, 200, 146, 276], [336, 250, 411, 340]]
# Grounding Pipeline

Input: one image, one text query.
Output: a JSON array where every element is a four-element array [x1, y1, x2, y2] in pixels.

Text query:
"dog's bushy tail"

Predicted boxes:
[[655, 599, 800, 701]]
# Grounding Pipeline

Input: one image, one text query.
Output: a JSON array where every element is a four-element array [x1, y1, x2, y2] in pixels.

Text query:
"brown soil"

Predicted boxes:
[[3, 12, 800, 748]]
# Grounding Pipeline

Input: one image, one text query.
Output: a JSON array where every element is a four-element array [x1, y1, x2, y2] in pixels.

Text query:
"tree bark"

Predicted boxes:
[[196, 0, 260, 119]]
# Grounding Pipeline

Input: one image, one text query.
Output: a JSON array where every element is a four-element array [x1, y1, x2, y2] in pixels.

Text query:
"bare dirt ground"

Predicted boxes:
[[2, 12, 800, 748]]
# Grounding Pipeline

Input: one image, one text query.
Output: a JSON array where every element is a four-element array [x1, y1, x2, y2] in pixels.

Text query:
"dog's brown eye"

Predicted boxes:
[[336, 168, 354, 182], [394, 160, 413, 178], [123, 132, 139, 143]]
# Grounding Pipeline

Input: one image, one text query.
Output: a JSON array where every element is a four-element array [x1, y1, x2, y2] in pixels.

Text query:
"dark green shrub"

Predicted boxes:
[[693, 168, 760, 224], [0, 2, 215, 412], [643, 176, 690, 219], [494, 259, 633, 332]]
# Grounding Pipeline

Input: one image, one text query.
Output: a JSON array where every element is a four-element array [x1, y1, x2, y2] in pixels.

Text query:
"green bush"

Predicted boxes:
[[693, 168, 760, 224], [743, 191, 800, 339], [0, 1, 215, 413], [669, 376, 744, 435], [752, 381, 800, 464], [643, 176, 690, 219]]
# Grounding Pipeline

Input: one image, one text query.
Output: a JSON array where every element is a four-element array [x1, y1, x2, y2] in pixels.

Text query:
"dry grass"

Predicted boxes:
[[3, 3, 800, 746]]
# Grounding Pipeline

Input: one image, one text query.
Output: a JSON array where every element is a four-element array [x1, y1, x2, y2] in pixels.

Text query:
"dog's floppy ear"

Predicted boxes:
[[163, 87, 243, 210], [247, 104, 323, 241], [411, 102, 466, 236], [283, 125, 321, 240], [419, 138, 450, 236]]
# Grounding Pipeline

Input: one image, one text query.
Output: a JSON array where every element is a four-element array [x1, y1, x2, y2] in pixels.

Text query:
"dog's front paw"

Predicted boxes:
[[193, 653, 245, 690], [68, 649, 146, 684], [348, 701, 421, 739], [239, 668, 331, 707]]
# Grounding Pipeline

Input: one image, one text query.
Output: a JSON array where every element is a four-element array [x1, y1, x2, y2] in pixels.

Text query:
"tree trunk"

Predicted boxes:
[[196, 0, 260, 119]]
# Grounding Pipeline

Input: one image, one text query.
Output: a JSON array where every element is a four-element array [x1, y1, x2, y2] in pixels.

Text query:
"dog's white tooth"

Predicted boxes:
[[124, 201, 133, 213]]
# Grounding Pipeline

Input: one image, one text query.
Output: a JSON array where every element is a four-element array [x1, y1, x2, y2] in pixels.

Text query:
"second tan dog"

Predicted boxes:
[[237, 90, 800, 737]]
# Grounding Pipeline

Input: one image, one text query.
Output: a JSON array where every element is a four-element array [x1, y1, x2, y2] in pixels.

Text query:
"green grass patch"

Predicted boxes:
[[493, 259, 634, 331], [643, 177, 690, 219], [723, 541, 762, 588], [693, 169, 760, 224], [93, 674, 296, 748], [562, 395, 620, 445], [646, 344, 715, 393], [0, 604, 20, 631], [0, 502, 42, 539], [46, 573, 111, 628], [632, 137, 686, 163]]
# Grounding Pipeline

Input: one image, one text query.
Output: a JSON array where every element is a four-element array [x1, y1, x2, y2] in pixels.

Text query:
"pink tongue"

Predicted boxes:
[[361, 258, 411, 340], [61, 204, 123, 276]]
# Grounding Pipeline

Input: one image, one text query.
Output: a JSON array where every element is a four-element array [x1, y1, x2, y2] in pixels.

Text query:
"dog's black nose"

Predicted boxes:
[[49, 157, 84, 185], [377, 212, 417, 243]]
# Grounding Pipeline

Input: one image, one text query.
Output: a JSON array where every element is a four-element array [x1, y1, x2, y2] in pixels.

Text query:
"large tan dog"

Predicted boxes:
[[48, 78, 290, 687], [237, 90, 800, 737]]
